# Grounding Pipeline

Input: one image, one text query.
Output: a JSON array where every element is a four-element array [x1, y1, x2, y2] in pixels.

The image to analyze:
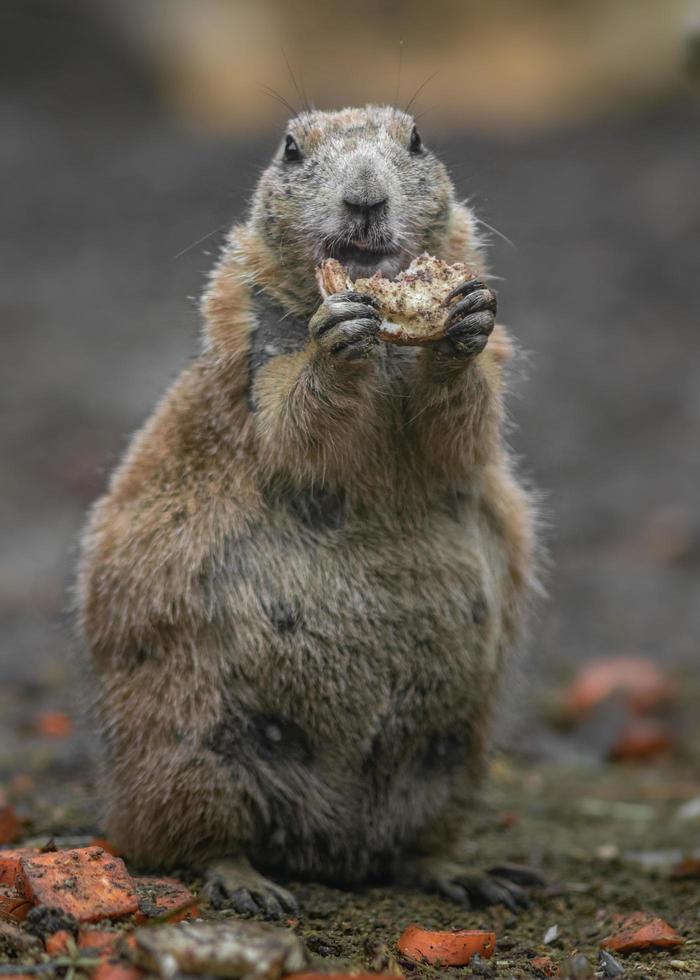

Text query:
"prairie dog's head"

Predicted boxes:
[[249, 105, 476, 292]]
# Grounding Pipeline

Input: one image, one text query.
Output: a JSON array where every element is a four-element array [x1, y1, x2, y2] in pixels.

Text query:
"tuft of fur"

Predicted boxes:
[[77, 106, 537, 890]]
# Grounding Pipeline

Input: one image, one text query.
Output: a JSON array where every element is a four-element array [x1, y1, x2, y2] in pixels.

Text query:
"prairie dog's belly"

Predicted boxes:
[[205, 493, 507, 878], [219, 493, 502, 713]]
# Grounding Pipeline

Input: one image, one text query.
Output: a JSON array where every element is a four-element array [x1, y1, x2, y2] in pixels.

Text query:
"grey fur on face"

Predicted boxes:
[[252, 106, 454, 282]]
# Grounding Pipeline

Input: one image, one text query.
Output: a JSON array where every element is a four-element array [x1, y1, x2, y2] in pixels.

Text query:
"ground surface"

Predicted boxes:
[[3, 697, 700, 979], [1, 4, 699, 979]]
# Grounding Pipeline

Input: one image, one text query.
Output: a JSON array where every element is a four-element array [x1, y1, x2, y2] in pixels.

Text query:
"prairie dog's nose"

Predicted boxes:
[[342, 158, 389, 219], [342, 191, 388, 219]]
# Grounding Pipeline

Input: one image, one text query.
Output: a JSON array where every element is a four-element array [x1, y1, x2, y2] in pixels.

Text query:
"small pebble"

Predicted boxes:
[[598, 949, 625, 977]]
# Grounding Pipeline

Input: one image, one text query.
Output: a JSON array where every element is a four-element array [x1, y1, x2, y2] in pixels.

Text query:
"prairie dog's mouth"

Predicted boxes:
[[324, 239, 403, 278]]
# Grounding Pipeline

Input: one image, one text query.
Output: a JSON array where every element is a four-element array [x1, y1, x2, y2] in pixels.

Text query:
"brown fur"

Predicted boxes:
[[77, 106, 536, 898]]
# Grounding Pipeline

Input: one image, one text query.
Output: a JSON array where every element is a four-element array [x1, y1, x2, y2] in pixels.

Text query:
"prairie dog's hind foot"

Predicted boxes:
[[202, 857, 298, 920], [400, 855, 545, 914]]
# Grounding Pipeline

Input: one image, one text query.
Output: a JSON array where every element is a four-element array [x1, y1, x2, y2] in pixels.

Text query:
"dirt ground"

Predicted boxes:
[[1, 4, 699, 979], [3, 687, 700, 979]]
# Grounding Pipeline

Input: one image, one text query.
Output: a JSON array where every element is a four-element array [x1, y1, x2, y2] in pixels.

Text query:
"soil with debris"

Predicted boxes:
[[1, 4, 699, 980], [2, 671, 699, 979]]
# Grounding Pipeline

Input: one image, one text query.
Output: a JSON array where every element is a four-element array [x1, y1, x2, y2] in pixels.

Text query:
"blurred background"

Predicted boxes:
[[1, 0, 699, 810]]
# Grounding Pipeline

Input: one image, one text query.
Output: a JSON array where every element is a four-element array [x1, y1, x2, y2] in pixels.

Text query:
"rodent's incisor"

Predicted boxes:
[[78, 106, 538, 915]]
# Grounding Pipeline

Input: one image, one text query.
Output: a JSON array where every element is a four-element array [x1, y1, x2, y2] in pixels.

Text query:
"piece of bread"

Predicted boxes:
[[316, 252, 477, 346]]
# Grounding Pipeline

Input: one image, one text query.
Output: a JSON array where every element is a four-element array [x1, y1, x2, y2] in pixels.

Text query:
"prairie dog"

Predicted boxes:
[[78, 105, 538, 915]]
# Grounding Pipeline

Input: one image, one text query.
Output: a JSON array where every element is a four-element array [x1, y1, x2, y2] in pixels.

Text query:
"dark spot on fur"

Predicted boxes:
[[253, 714, 313, 764], [132, 648, 149, 665], [265, 599, 301, 633], [442, 488, 470, 522], [421, 732, 465, 773], [472, 597, 488, 625], [264, 482, 347, 531], [200, 534, 254, 586], [361, 731, 382, 777], [248, 293, 309, 408], [209, 699, 313, 767]]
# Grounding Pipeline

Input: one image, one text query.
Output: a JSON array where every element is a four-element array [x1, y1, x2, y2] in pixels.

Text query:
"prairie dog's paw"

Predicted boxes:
[[433, 279, 497, 358], [309, 291, 381, 361], [202, 858, 298, 920], [400, 856, 544, 914]]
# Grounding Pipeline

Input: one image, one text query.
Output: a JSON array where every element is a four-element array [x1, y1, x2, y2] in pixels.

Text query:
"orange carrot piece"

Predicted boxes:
[[89, 838, 122, 857], [671, 857, 700, 879], [18, 847, 138, 923], [34, 711, 73, 738], [0, 848, 39, 887], [398, 924, 496, 964], [92, 961, 144, 980], [601, 912, 684, 953], [45, 930, 72, 955], [565, 656, 674, 718], [78, 928, 120, 954], [609, 719, 676, 761], [0, 885, 32, 922]]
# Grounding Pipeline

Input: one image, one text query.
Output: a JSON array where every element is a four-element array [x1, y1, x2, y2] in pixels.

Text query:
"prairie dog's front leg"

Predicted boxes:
[[432, 277, 497, 359], [404, 278, 506, 481], [252, 291, 382, 483]]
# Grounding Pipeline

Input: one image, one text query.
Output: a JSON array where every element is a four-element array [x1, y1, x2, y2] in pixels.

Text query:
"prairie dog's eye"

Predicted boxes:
[[409, 126, 423, 154], [283, 135, 302, 162]]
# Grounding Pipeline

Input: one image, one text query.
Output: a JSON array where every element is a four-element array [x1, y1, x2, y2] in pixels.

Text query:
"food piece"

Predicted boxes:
[[90, 837, 122, 857], [316, 253, 477, 346], [608, 718, 676, 761], [133, 876, 198, 924], [45, 930, 72, 955], [93, 961, 145, 980], [129, 919, 306, 979], [17, 847, 139, 923], [564, 656, 675, 719], [397, 924, 496, 965], [0, 885, 32, 922], [600, 912, 684, 954], [79, 928, 120, 954], [34, 710, 74, 738], [0, 848, 39, 887], [670, 857, 700, 879]]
